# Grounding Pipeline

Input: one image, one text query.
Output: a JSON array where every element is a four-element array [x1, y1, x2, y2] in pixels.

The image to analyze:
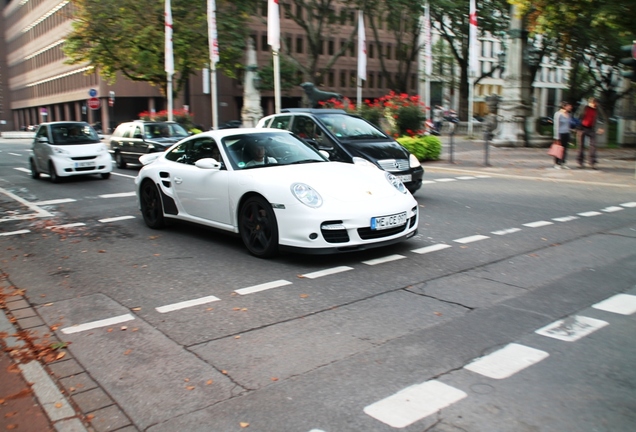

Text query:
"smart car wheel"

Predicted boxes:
[[115, 152, 127, 169], [101, 173, 111, 179], [239, 196, 279, 258], [140, 180, 165, 229], [29, 158, 40, 179], [48, 162, 60, 183]]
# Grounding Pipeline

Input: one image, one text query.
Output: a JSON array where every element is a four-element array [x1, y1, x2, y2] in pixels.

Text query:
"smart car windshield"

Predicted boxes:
[[222, 131, 327, 170], [50, 124, 100, 145], [315, 113, 386, 139]]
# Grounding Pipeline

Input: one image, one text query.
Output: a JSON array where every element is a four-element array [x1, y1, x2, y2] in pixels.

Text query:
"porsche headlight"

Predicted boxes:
[[409, 153, 421, 168], [385, 172, 408, 194], [291, 183, 323, 208]]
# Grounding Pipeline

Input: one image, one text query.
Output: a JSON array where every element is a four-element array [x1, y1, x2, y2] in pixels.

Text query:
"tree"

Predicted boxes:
[[64, 0, 255, 96], [509, 0, 636, 113]]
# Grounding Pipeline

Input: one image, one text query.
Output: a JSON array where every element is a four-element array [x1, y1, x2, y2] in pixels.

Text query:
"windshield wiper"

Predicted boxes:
[[288, 159, 323, 165], [343, 134, 383, 140]]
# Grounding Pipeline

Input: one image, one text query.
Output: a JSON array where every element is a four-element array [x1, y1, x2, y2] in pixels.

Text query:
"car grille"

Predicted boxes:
[[377, 159, 409, 172], [321, 221, 350, 243], [71, 156, 97, 161]]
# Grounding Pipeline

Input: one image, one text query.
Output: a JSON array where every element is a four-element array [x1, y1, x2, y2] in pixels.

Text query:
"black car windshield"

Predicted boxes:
[[315, 113, 387, 139], [144, 123, 189, 139], [222, 131, 327, 170], [50, 124, 100, 145]]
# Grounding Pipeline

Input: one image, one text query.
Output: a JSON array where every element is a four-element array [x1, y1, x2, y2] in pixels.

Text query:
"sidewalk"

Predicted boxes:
[[425, 136, 636, 187]]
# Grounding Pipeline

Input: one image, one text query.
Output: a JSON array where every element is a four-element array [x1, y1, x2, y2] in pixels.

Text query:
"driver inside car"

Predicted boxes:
[[245, 143, 277, 167]]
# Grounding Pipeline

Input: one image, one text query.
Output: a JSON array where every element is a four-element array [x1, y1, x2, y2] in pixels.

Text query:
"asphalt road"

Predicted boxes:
[[1, 137, 635, 432]]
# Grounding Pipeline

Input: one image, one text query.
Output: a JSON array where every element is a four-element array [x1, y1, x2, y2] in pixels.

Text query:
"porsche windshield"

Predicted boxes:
[[315, 113, 387, 139], [222, 132, 327, 169]]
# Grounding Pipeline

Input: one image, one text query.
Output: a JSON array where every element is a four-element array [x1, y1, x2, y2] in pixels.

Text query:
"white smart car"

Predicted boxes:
[[30, 121, 113, 182], [135, 128, 419, 257]]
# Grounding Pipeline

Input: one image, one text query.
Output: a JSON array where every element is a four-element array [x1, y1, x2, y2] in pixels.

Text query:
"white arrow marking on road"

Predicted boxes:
[[535, 315, 608, 342]]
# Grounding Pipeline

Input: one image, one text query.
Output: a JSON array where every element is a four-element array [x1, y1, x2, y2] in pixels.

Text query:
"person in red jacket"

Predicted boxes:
[[575, 97, 607, 170]]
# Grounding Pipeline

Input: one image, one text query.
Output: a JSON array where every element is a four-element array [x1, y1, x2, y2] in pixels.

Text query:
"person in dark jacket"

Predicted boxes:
[[575, 97, 607, 169]]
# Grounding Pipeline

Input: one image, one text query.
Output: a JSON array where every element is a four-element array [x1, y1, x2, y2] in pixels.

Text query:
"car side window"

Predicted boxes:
[[191, 138, 222, 165], [270, 115, 292, 130], [35, 126, 48, 141], [132, 126, 143, 139], [121, 125, 132, 139], [165, 141, 190, 163]]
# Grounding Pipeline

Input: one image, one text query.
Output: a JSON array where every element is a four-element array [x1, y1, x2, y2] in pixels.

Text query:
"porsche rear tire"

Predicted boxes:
[[140, 180, 166, 229], [239, 195, 279, 258]]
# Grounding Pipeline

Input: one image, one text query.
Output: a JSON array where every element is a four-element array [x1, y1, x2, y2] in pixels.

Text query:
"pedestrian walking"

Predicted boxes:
[[575, 97, 607, 169], [433, 105, 444, 133], [552, 101, 573, 169]]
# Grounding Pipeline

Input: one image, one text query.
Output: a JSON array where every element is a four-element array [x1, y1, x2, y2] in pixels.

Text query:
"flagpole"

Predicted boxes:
[[468, 0, 478, 136], [268, 0, 281, 114], [208, 0, 219, 129], [165, 0, 174, 122], [424, 2, 431, 120]]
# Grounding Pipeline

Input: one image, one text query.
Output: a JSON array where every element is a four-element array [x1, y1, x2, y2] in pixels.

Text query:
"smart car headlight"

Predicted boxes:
[[385, 172, 408, 194], [52, 147, 69, 155], [291, 183, 323, 208], [409, 153, 421, 168]]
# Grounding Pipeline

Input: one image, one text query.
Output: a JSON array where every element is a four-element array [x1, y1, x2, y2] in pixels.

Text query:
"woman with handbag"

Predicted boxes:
[[551, 101, 573, 169]]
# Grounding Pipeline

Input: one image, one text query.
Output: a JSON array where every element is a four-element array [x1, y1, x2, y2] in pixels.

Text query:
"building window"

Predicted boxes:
[[328, 40, 335, 55], [296, 4, 303, 19], [328, 71, 335, 87], [340, 71, 346, 87], [369, 43, 374, 59], [296, 37, 303, 54], [261, 34, 268, 51]]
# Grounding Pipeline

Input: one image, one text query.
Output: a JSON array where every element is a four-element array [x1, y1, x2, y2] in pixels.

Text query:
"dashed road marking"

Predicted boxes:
[[14, 167, 31, 173], [463, 343, 549, 379], [155, 295, 221, 313], [98, 215, 136, 223], [491, 228, 521, 235], [99, 192, 136, 198], [61, 313, 135, 334], [552, 216, 579, 222], [435, 178, 458, 182], [535, 315, 608, 342], [301, 266, 353, 279], [411, 243, 452, 254], [593, 294, 636, 315], [578, 211, 602, 217], [33, 198, 77, 205], [235, 280, 293, 295], [362, 254, 406, 265], [364, 380, 467, 428], [8, 153, 22, 156], [456, 176, 477, 180], [601, 206, 623, 213], [454, 234, 489, 244], [0, 229, 31, 236], [523, 220, 553, 228], [47, 223, 86, 229], [110, 172, 137, 179], [621, 202, 636, 208]]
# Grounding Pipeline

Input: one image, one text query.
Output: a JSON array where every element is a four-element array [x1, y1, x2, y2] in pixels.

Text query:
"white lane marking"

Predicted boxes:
[[453, 235, 489, 244], [601, 206, 623, 213], [364, 380, 467, 428], [523, 220, 553, 228], [235, 280, 293, 295], [110, 172, 137, 179], [421, 180, 437, 185], [8, 153, 22, 156], [362, 254, 406, 266], [475, 175, 491, 178], [61, 313, 135, 334], [578, 211, 602, 217], [491, 228, 521, 235], [535, 315, 608, 342], [47, 223, 86, 230], [0, 186, 53, 218], [98, 215, 136, 223], [156, 295, 221, 313], [593, 294, 636, 315], [301, 266, 353, 279], [0, 229, 31, 236], [99, 192, 136, 198], [14, 167, 31, 173], [621, 202, 636, 208], [456, 176, 477, 180], [33, 198, 76, 205], [463, 343, 549, 379], [552, 216, 579, 222], [435, 178, 458, 182], [411, 243, 452, 254]]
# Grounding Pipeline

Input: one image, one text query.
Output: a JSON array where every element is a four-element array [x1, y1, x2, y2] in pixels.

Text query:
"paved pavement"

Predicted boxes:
[[0, 134, 634, 432]]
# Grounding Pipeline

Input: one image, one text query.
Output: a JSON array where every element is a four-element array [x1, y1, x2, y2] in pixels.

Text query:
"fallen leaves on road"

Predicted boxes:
[[240, 422, 250, 428], [206, 380, 213, 385], [123, 349, 133, 355], [299, 294, 309, 298], [185, 385, 195, 391]]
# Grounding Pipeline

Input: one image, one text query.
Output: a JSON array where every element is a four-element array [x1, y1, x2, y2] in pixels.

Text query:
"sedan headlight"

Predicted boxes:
[[291, 183, 323, 208], [385, 172, 408, 194], [409, 153, 421, 168]]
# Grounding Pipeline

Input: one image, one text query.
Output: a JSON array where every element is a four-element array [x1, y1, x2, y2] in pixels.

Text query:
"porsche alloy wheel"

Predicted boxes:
[[239, 196, 279, 258], [140, 180, 165, 229]]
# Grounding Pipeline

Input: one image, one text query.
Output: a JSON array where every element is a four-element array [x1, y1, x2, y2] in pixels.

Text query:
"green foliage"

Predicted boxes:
[[257, 55, 299, 92], [396, 135, 442, 161], [396, 105, 425, 137]]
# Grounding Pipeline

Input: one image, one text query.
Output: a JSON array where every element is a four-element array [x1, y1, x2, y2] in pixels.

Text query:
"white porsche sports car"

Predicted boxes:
[[135, 129, 419, 257]]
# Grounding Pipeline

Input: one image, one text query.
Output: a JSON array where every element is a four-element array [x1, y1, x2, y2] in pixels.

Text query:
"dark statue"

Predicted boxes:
[[300, 82, 343, 108]]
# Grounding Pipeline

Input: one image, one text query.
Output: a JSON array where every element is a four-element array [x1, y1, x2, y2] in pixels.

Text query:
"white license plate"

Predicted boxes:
[[75, 161, 95, 168], [371, 211, 407, 230], [397, 174, 412, 182]]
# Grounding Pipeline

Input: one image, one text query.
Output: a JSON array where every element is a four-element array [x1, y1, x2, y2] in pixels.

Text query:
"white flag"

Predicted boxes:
[[165, 0, 174, 75], [469, 0, 478, 75], [268, 0, 280, 51], [424, 3, 432, 76], [357, 11, 366, 81], [208, 0, 219, 65]]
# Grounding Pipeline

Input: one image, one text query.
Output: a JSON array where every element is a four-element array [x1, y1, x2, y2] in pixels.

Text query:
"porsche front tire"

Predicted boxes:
[[239, 195, 279, 258]]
